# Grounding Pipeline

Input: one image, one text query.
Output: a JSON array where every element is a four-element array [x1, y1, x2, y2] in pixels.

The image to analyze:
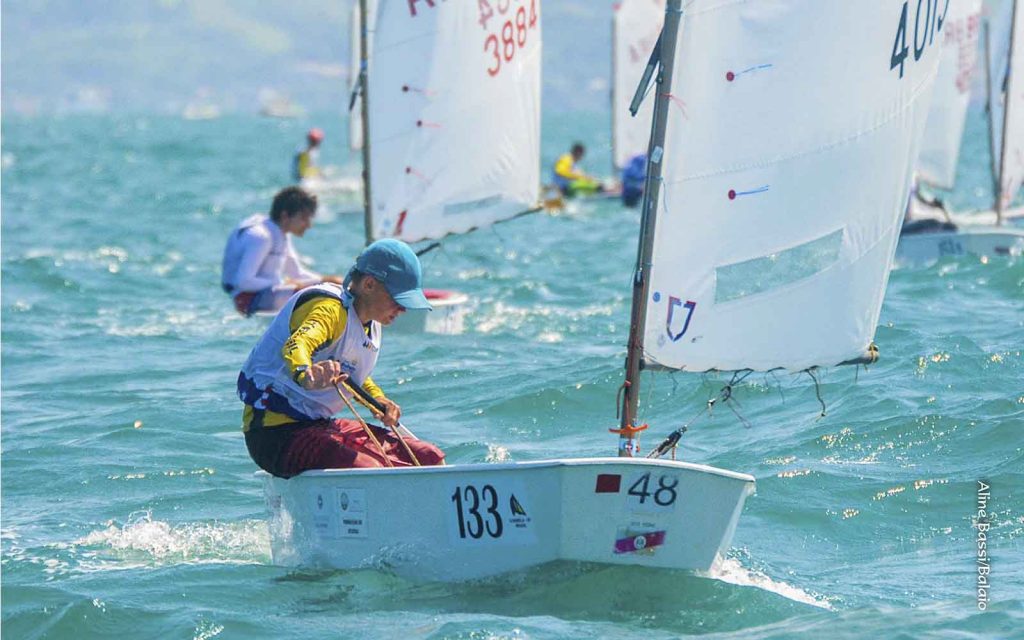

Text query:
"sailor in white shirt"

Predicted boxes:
[[221, 186, 343, 316]]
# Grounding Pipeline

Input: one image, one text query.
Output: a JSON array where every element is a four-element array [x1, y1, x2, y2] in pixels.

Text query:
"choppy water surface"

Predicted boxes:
[[2, 113, 1022, 639]]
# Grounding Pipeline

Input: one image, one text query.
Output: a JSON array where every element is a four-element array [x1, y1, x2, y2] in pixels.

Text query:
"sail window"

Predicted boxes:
[[714, 229, 844, 304], [443, 195, 502, 216]]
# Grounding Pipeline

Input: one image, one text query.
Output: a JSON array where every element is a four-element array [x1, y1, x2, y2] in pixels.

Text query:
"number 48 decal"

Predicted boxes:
[[891, 0, 950, 78], [627, 472, 679, 507]]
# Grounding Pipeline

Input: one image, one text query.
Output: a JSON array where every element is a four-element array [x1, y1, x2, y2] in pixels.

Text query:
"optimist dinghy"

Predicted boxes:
[[260, 0, 940, 581], [896, 0, 1024, 266], [350, 0, 542, 334]]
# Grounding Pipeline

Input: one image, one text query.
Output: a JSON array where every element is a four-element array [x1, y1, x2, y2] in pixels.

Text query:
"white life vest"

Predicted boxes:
[[240, 283, 381, 420], [221, 214, 288, 293]]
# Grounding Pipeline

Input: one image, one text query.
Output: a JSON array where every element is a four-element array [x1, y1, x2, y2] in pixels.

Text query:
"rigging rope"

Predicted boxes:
[[805, 368, 827, 418], [647, 370, 753, 459], [338, 381, 422, 467], [335, 384, 394, 467]]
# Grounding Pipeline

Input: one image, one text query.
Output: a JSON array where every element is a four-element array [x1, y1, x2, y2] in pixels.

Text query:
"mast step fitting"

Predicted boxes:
[[609, 423, 649, 437]]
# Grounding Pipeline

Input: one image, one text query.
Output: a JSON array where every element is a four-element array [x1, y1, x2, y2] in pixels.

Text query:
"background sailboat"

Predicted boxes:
[[897, 0, 1024, 266], [611, 0, 664, 172], [354, 0, 543, 333], [293, 2, 375, 208], [259, 0, 941, 582], [917, 0, 984, 190]]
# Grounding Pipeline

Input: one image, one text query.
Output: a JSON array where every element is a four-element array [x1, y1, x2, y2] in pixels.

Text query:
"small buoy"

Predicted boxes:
[[133, 420, 143, 429]]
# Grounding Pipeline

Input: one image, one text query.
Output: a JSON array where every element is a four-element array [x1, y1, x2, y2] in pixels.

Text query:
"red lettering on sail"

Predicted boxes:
[[480, 0, 539, 77], [407, 0, 437, 18]]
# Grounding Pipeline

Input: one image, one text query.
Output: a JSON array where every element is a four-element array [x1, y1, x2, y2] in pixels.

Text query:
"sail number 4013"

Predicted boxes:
[[451, 484, 504, 539], [627, 472, 679, 507], [891, 0, 950, 78]]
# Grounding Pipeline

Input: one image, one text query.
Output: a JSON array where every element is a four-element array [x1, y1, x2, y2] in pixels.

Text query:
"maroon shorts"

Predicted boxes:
[[232, 291, 259, 316], [245, 418, 445, 478]]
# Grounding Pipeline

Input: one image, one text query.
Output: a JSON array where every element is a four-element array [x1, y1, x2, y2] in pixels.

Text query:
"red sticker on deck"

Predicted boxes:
[[614, 530, 666, 554], [595, 474, 622, 493]]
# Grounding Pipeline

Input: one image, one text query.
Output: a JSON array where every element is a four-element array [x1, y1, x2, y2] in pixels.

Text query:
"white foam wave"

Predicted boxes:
[[704, 557, 834, 610], [72, 511, 269, 570], [485, 444, 512, 463]]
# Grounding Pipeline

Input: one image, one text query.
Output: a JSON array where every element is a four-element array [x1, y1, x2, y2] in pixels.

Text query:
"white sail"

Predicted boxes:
[[612, 0, 665, 170], [642, 0, 942, 373], [367, 0, 542, 243], [998, 0, 1024, 210], [917, 0, 983, 189]]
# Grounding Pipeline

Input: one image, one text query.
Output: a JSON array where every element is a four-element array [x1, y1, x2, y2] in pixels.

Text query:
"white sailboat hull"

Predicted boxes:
[[389, 290, 469, 335], [300, 175, 363, 201], [260, 457, 754, 581], [896, 226, 1024, 267]]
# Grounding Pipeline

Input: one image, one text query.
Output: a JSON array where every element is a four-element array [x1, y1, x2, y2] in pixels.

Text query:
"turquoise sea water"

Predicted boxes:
[[2, 111, 1022, 639]]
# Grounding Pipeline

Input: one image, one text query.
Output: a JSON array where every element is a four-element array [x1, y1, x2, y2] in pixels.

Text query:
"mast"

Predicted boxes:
[[985, 21, 1001, 205], [358, 0, 374, 245], [996, 0, 1020, 225], [617, 0, 682, 457]]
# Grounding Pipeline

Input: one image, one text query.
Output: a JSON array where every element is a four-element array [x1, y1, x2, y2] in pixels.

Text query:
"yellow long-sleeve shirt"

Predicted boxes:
[[553, 153, 584, 181], [243, 293, 385, 429]]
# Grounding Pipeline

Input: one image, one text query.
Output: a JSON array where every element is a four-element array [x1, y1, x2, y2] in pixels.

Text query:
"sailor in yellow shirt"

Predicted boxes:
[[292, 128, 324, 182], [552, 142, 602, 197], [237, 239, 445, 477]]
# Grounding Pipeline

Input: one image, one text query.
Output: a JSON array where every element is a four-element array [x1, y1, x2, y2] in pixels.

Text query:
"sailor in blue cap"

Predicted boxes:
[[237, 239, 444, 477]]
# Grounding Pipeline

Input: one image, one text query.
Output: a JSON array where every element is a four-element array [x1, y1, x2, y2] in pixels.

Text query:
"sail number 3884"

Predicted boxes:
[[480, 0, 538, 77], [891, 0, 950, 78]]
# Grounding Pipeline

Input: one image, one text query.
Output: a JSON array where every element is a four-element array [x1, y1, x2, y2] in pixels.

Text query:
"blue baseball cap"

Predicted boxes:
[[353, 239, 432, 310]]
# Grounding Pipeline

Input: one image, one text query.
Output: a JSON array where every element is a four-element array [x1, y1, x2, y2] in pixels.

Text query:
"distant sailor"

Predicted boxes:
[[293, 128, 324, 181], [221, 186, 343, 316], [237, 239, 445, 477], [552, 142, 602, 197], [901, 175, 957, 235], [621, 153, 647, 208]]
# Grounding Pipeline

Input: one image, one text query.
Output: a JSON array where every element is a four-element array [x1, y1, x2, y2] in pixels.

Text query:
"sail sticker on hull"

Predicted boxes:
[[313, 491, 336, 538], [510, 494, 527, 516], [595, 473, 622, 493], [508, 493, 531, 530], [337, 488, 367, 539], [614, 523, 666, 555]]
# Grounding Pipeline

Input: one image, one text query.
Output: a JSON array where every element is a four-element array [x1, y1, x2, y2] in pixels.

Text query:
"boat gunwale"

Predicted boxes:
[[256, 456, 756, 483]]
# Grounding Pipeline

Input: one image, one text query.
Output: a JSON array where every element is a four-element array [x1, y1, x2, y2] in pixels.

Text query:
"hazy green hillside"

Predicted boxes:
[[1, 0, 616, 115]]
